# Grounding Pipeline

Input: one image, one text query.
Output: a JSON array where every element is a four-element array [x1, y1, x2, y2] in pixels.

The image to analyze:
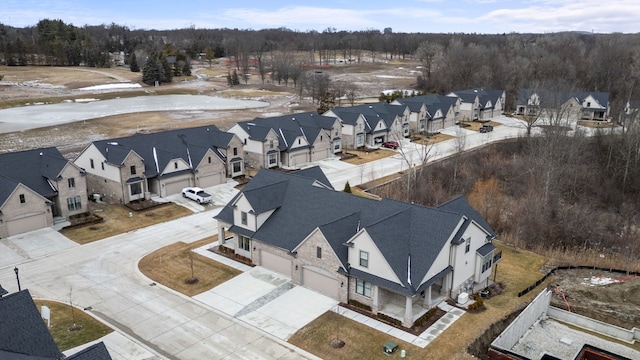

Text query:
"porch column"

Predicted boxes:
[[403, 296, 413, 327], [423, 286, 432, 308], [372, 285, 379, 314], [217, 224, 226, 245]]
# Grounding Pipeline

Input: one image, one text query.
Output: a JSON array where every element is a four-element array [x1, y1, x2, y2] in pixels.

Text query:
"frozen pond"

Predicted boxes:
[[0, 95, 268, 133]]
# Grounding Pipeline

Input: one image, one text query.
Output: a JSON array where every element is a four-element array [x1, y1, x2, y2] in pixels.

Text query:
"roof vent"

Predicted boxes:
[[39, 152, 43, 156], [108, 142, 119, 146]]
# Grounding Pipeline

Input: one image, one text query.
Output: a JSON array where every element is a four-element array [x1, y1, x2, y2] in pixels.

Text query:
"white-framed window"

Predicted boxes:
[[268, 153, 277, 166], [68, 178, 75, 188], [130, 182, 142, 195], [356, 279, 371, 297], [67, 196, 82, 210], [130, 165, 136, 175], [238, 235, 250, 251], [359, 250, 368, 267], [481, 254, 493, 273], [233, 161, 242, 173], [241, 211, 247, 225], [356, 133, 364, 146], [465, 238, 471, 253], [269, 140, 274, 149]]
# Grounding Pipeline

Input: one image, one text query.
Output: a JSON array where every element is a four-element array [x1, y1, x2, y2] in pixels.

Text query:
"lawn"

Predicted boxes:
[[288, 241, 550, 359], [138, 237, 241, 296], [61, 202, 193, 244], [33, 299, 113, 352]]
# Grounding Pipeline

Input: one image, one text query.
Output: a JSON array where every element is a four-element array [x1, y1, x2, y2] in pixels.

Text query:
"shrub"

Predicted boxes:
[[414, 307, 437, 327]]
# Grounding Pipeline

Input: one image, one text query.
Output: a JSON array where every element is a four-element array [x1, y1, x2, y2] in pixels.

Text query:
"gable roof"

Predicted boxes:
[[518, 89, 610, 110], [396, 94, 457, 120], [217, 169, 493, 296], [449, 88, 505, 110], [88, 125, 233, 178], [292, 166, 334, 190], [0, 147, 72, 205], [65, 342, 112, 360], [0, 290, 62, 359], [438, 195, 496, 244], [237, 112, 337, 151], [327, 102, 406, 133]]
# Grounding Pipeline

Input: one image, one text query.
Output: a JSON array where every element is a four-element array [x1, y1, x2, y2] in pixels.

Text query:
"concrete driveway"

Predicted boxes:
[[194, 267, 338, 340], [0, 211, 320, 360], [0, 228, 78, 268]]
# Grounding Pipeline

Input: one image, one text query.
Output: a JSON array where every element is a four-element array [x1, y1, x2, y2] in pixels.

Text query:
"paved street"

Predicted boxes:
[[0, 211, 320, 360]]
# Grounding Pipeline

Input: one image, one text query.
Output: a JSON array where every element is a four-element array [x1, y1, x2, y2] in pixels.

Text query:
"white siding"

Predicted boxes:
[[161, 158, 191, 174], [74, 144, 121, 182], [233, 195, 257, 232], [450, 222, 491, 294], [420, 246, 451, 286], [348, 230, 402, 285]]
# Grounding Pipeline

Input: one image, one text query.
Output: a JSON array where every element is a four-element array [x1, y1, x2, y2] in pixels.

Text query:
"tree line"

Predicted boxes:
[[2, 20, 640, 114]]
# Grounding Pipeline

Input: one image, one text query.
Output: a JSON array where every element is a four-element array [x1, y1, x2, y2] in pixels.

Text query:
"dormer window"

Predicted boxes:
[[19, 194, 25, 203], [208, 156, 212, 163], [241, 211, 248, 225], [174, 162, 178, 169]]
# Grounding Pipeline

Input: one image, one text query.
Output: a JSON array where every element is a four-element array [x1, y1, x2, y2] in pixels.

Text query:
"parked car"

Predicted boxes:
[[382, 141, 399, 149], [479, 124, 494, 133], [181, 187, 212, 204]]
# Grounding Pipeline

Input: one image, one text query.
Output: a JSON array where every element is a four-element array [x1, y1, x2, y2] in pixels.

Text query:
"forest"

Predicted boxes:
[[2, 20, 640, 115]]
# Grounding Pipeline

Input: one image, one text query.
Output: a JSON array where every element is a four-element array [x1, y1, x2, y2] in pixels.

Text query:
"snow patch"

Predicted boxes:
[[74, 98, 99, 103], [78, 83, 141, 91]]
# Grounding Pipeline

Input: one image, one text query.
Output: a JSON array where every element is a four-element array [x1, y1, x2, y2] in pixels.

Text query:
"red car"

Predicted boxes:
[[382, 141, 399, 149]]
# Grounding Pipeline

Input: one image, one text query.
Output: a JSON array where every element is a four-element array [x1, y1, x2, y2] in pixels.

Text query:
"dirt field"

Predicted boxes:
[[548, 268, 640, 330], [0, 60, 419, 158]]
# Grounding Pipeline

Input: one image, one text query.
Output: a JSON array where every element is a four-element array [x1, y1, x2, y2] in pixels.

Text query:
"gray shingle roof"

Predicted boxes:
[[66, 342, 112, 360], [0, 147, 70, 205], [450, 88, 504, 110], [237, 112, 336, 151], [0, 290, 63, 359], [218, 169, 492, 296], [329, 102, 406, 133], [89, 125, 233, 178]]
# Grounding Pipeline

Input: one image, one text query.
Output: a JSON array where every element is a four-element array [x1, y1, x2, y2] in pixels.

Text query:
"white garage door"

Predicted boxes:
[[164, 178, 191, 196], [198, 172, 223, 188], [288, 152, 308, 168], [260, 250, 292, 277], [302, 266, 339, 299], [311, 148, 330, 162], [7, 213, 48, 236]]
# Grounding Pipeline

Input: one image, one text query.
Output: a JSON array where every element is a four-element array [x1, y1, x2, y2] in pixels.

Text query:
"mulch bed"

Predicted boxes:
[[339, 302, 446, 336]]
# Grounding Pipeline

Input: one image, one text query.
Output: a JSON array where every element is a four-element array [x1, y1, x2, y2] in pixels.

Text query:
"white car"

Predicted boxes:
[[181, 187, 212, 204]]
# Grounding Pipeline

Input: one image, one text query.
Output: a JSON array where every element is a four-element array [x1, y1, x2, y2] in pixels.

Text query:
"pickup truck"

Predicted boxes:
[[181, 187, 212, 204]]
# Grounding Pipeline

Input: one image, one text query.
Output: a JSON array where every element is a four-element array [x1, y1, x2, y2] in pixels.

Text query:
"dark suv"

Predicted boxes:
[[479, 124, 494, 133]]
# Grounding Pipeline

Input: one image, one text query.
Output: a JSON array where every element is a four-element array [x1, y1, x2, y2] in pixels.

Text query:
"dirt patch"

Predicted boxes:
[[549, 268, 640, 330], [340, 148, 397, 165]]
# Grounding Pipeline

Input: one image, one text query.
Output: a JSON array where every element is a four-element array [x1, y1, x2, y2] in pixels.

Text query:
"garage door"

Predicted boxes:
[[311, 148, 330, 162], [288, 152, 308, 168], [260, 250, 292, 277], [302, 266, 339, 299], [7, 213, 48, 237], [164, 178, 191, 196], [198, 172, 223, 188]]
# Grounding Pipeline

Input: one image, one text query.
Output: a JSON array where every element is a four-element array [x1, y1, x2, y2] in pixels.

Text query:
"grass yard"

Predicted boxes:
[[412, 133, 455, 146], [340, 148, 397, 165], [33, 299, 113, 352], [61, 203, 193, 244], [289, 241, 551, 359], [138, 237, 241, 296]]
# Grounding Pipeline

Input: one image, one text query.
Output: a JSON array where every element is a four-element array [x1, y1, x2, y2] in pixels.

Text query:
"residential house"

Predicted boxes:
[[215, 168, 500, 327], [74, 126, 243, 204], [0, 147, 88, 238], [447, 88, 506, 122], [516, 89, 610, 122], [228, 111, 341, 169], [393, 94, 460, 134], [0, 289, 112, 359], [324, 102, 410, 149]]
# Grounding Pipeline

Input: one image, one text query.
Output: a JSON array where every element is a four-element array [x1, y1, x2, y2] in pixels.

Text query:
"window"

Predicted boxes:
[[356, 279, 372, 297], [481, 254, 493, 273], [130, 182, 142, 195], [67, 196, 82, 211], [90, 159, 94, 169], [298, 139, 301, 145], [268, 153, 277, 165], [269, 140, 274, 149], [359, 250, 368, 267], [238, 236, 250, 251], [465, 238, 471, 253], [233, 147, 238, 156], [356, 133, 364, 146], [233, 161, 242, 173], [101, 162, 105, 170], [241, 211, 247, 225], [208, 156, 211, 163], [244, 138, 247, 145], [335, 129, 338, 136], [130, 165, 136, 175], [19, 194, 25, 203], [68, 178, 75, 188], [317, 246, 322, 259], [320, 135, 323, 141], [174, 162, 178, 169]]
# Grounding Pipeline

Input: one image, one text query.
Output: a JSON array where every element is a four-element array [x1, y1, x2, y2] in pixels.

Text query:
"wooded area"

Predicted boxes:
[[2, 20, 640, 115]]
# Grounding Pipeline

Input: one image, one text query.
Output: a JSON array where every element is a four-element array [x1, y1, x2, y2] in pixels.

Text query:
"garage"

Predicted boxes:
[[163, 178, 191, 196], [198, 171, 223, 188], [311, 147, 330, 162], [260, 250, 292, 277], [302, 266, 339, 299], [287, 151, 308, 168], [7, 213, 48, 237]]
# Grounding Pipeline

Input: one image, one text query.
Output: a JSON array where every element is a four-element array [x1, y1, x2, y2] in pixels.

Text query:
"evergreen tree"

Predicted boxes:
[[129, 52, 140, 72], [343, 181, 352, 193], [142, 53, 167, 85]]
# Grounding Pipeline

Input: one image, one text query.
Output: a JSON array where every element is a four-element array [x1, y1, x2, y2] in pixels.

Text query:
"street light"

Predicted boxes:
[[14, 267, 21, 291]]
